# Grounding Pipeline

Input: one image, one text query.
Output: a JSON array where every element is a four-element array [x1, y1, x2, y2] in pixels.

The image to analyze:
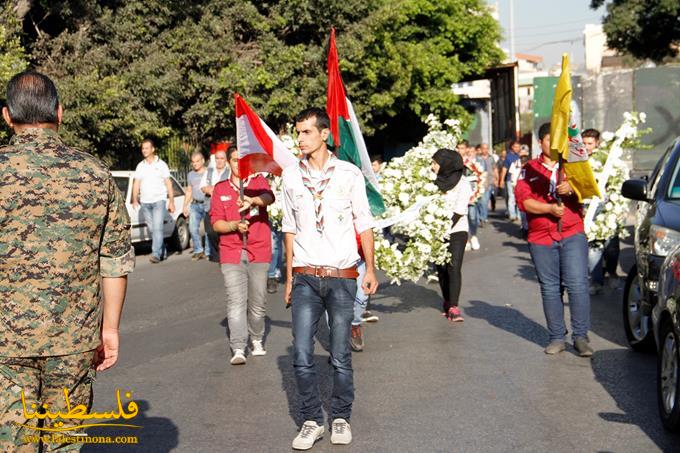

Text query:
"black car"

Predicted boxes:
[[621, 137, 680, 351], [653, 243, 680, 431]]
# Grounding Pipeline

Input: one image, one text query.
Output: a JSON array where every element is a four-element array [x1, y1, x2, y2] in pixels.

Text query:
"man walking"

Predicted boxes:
[[183, 151, 210, 260], [0, 70, 134, 452], [477, 143, 495, 225], [282, 108, 377, 449], [201, 146, 230, 262], [499, 141, 521, 221], [515, 122, 593, 357], [131, 138, 175, 263]]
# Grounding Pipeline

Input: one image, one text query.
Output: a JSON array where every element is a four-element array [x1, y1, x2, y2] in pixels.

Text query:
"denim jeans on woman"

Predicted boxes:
[[140, 200, 167, 260], [528, 233, 591, 341], [189, 202, 210, 256], [291, 274, 356, 424]]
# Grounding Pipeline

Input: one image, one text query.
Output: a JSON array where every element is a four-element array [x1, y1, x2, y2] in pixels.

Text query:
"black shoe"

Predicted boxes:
[[267, 277, 278, 294], [573, 337, 594, 357]]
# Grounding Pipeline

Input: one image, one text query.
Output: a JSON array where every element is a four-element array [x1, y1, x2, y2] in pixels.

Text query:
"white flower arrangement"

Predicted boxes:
[[374, 116, 463, 284], [586, 111, 650, 242]]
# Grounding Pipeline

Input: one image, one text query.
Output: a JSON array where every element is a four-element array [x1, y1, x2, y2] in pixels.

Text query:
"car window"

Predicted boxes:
[[667, 154, 680, 200], [650, 146, 674, 198], [114, 176, 129, 202], [171, 178, 184, 197]]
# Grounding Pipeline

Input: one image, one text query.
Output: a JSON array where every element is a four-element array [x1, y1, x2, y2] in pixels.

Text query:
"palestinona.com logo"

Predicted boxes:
[[17, 388, 141, 433]]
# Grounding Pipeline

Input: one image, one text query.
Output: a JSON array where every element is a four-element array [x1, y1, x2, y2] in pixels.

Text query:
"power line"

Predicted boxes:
[[513, 27, 585, 39], [524, 37, 582, 51], [513, 16, 603, 31]]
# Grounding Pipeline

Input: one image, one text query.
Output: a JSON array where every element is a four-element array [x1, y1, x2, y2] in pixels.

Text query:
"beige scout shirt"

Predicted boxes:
[[281, 155, 373, 269], [0, 128, 134, 357]]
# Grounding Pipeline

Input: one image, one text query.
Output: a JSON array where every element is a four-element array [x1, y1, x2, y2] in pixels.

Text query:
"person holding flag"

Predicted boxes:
[[210, 145, 274, 365], [514, 55, 599, 357]]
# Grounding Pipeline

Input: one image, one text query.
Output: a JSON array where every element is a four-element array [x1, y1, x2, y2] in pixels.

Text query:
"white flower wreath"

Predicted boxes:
[[585, 111, 650, 242], [373, 115, 463, 284]]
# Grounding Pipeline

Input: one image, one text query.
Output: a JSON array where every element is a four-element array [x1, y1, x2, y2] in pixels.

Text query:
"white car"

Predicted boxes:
[[112, 171, 190, 251]]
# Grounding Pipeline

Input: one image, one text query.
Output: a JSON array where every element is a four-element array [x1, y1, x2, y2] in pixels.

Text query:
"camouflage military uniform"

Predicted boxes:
[[0, 128, 134, 452]]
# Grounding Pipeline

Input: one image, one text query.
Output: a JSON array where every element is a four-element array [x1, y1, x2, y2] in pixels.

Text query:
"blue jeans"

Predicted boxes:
[[268, 229, 283, 279], [528, 233, 591, 341], [468, 204, 478, 236], [140, 200, 166, 260], [291, 274, 356, 424], [189, 202, 210, 256], [352, 261, 369, 325], [588, 237, 620, 285], [507, 179, 518, 220], [477, 187, 491, 222]]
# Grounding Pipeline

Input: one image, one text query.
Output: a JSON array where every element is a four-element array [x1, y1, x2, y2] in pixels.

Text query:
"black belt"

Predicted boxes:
[[192, 200, 206, 204]]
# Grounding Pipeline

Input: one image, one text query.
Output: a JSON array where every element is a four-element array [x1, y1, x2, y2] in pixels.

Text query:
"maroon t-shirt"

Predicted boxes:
[[514, 157, 584, 246], [210, 174, 274, 264]]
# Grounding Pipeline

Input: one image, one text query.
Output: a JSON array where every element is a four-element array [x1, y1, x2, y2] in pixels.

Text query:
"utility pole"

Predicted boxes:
[[509, 0, 515, 61]]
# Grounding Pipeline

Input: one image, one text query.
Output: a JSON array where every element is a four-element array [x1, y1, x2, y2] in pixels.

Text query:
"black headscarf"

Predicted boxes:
[[432, 148, 464, 192]]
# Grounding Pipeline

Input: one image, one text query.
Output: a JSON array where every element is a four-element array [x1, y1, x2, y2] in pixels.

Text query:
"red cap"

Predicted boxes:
[[210, 141, 230, 155]]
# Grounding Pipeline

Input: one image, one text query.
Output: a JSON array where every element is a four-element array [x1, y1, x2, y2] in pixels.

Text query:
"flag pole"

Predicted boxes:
[[556, 154, 563, 233], [239, 175, 247, 248]]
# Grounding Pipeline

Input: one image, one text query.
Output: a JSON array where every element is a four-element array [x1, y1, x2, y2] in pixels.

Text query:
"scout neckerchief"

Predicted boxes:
[[299, 153, 336, 234], [541, 159, 559, 199]]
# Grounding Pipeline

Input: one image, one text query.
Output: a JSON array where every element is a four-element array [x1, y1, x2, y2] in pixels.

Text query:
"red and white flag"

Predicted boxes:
[[235, 94, 298, 178]]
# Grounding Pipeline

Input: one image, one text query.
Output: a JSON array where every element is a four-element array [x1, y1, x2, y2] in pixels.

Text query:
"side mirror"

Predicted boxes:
[[621, 179, 649, 201]]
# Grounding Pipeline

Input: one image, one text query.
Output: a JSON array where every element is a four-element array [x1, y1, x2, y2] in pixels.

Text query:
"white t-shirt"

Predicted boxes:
[[508, 159, 523, 185], [443, 178, 472, 234], [134, 156, 171, 204]]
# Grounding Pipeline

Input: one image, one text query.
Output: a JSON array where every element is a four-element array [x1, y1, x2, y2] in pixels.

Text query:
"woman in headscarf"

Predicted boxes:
[[432, 149, 472, 322]]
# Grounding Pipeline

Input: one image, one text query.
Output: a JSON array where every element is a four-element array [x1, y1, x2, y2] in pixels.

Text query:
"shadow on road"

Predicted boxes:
[[277, 346, 334, 428], [465, 300, 550, 348], [82, 400, 178, 452], [368, 281, 442, 314], [591, 349, 680, 451]]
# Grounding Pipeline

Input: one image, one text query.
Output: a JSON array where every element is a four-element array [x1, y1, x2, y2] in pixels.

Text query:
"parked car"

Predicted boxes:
[[112, 171, 190, 251], [621, 137, 680, 351], [653, 243, 680, 431]]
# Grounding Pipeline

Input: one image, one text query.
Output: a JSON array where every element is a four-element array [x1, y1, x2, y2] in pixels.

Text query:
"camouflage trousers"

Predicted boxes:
[[0, 351, 96, 453]]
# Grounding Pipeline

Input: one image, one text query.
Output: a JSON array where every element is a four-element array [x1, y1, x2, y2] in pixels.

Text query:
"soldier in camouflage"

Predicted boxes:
[[0, 71, 135, 452]]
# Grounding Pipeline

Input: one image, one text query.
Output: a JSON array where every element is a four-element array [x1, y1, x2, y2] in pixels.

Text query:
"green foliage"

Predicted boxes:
[[11, 0, 501, 167], [591, 0, 680, 62], [0, 5, 28, 140]]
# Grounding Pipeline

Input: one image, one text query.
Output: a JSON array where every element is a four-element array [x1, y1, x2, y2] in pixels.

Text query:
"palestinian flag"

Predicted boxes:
[[326, 28, 386, 216], [235, 94, 299, 178]]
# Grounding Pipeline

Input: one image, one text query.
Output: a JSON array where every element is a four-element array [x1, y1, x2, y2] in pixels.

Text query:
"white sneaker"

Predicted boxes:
[[470, 236, 480, 250], [465, 241, 471, 251], [292, 421, 324, 450], [251, 340, 266, 356], [230, 349, 246, 365], [330, 418, 352, 445]]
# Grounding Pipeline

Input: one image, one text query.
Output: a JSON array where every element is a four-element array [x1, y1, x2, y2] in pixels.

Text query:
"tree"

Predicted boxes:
[[591, 0, 680, 62], [9, 0, 502, 166], [0, 4, 28, 140]]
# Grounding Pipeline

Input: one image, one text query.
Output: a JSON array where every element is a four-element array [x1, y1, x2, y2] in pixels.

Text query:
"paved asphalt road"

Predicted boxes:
[[83, 210, 680, 453]]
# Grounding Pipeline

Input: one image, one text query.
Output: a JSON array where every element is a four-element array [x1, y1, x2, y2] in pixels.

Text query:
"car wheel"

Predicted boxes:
[[170, 216, 190, 251], [623, 265, 654, 351], [658, 318, 680, 431]]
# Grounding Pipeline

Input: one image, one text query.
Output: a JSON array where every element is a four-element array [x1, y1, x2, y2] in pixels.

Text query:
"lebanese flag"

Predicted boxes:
[[326, 28, 385, 216], [235, 94, 298, 178]]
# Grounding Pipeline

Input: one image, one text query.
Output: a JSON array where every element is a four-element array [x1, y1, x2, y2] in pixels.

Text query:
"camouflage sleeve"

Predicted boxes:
[[100, 174, 135, 278]]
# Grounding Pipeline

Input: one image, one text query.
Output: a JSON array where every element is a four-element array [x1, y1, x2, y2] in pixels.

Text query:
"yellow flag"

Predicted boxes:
[[549, 54, 601, 202], [550, 55, 571, 161]]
